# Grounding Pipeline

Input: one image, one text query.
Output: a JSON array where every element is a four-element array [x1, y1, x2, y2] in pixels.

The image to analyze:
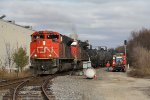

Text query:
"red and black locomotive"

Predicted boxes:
[[30, 31, 89, 74]]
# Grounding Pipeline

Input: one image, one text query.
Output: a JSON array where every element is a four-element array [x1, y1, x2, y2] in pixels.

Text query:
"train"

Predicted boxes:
[[30, 31, 89, 74], [30, 30, 112, 75], [112, 53, 126, 72]]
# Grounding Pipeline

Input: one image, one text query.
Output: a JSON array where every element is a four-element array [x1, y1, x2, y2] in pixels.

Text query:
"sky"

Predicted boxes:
[[0, 0, 150, 48]]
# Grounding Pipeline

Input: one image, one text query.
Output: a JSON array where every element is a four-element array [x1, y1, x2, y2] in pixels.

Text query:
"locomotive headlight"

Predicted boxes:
[[34, 54, 37, 57], [49, 54, 52, 57], [43, 41, 46, 45]]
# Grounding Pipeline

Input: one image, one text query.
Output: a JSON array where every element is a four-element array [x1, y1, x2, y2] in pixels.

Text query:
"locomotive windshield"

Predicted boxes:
[[47, 35, 59, 42], [116, 57, 123, 64], [47, 35, 59, 39], [33, 35, 44, 40]]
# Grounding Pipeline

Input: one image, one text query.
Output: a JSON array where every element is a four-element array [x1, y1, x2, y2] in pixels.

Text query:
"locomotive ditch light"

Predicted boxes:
[[113, 56, 116, 59], [49, 54, 52, 57], [34, 54, 37, 57]]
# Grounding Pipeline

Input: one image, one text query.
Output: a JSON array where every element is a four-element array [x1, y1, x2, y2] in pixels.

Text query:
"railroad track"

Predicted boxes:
[[0, 80, 24, 87], [0, 76, 34, 90], [41, 75, 56, 100], [0, 76, 34, 86], [3, 75, 56, 100], [12, 79, 30, 100], [1, 76, 34, 100]]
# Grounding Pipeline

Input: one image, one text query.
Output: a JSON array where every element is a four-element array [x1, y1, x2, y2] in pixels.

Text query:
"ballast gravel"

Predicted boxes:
[[51, 68, 150, 100], [51, 74, 103, 100]]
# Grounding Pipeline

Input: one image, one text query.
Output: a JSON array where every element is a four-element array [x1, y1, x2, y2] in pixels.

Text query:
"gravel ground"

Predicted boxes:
[[51, 68, 150, 100], [0, 90, 9, 100], [51, 75, 100, 100]]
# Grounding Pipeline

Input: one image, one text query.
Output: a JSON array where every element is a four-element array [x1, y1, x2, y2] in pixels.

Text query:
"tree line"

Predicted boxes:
[[127, 28, 150, 77]]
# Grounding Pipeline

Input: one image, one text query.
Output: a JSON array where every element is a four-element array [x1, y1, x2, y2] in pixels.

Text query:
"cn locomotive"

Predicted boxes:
[[30, 31, 89, 74]]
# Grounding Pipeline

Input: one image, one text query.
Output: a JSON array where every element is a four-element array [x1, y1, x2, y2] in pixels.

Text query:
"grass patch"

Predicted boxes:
[[0, 69, 32, 79], [128, 69, 150, 78]]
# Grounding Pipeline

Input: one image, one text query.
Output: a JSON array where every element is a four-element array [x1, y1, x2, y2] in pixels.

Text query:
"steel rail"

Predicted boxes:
[[0, 76, 34, 87], [0, 76, 34, 85], [41, 75, 55, 100], [12, 79, 29, 100], [0, 81, 24, 87]]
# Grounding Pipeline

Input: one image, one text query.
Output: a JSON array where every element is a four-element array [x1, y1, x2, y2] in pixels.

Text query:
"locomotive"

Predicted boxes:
[[30, 31, 89, 74], [112, 53, 126, 72]]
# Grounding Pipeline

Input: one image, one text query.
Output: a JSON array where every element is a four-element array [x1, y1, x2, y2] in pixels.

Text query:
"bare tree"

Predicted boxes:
[[0, 59, 2, 68], [4, 41, 14, 72], [127, 28, 150, 65], [127, 28, 150, 77], [3, 57, 8, 68], [115, 46, 125, 53]]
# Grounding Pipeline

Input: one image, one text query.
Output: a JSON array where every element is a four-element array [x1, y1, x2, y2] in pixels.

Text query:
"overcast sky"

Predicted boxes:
[[1, 0, 150, 48]]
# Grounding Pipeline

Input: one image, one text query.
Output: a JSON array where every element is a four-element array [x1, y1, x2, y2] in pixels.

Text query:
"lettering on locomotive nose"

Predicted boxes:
[[36, 47, 58, 57], [37, 47, 51, 53]]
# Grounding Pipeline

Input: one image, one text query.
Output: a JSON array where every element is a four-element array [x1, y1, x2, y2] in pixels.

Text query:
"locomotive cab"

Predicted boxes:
[[31, 31, 60, 43], [30, 31, 61, 59], [112, 53, 126, 72]]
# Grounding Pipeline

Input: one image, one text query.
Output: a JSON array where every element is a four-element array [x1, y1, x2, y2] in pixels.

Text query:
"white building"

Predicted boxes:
[[0, 19, 35, 69]]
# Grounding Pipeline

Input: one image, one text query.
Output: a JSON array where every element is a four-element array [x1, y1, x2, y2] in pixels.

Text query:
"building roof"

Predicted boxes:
[[0, 19, 35, 31]]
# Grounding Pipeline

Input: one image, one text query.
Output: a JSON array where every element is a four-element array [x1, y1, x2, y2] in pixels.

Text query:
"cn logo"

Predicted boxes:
[[36, 46, 58, 57], [37, 47, 51, 53]]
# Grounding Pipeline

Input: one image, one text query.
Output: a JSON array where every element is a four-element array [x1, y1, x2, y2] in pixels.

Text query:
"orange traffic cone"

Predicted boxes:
[[93, 74, 97, 80]]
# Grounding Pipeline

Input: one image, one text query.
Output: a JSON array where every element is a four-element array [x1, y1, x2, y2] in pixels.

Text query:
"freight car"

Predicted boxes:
[[87, 46, 112, 67], [30, 31, 89, 74]]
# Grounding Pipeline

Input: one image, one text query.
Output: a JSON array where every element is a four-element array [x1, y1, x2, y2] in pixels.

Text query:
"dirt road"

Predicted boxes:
[[91, 68, 150, 100], [51, 68, 150, 100]]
